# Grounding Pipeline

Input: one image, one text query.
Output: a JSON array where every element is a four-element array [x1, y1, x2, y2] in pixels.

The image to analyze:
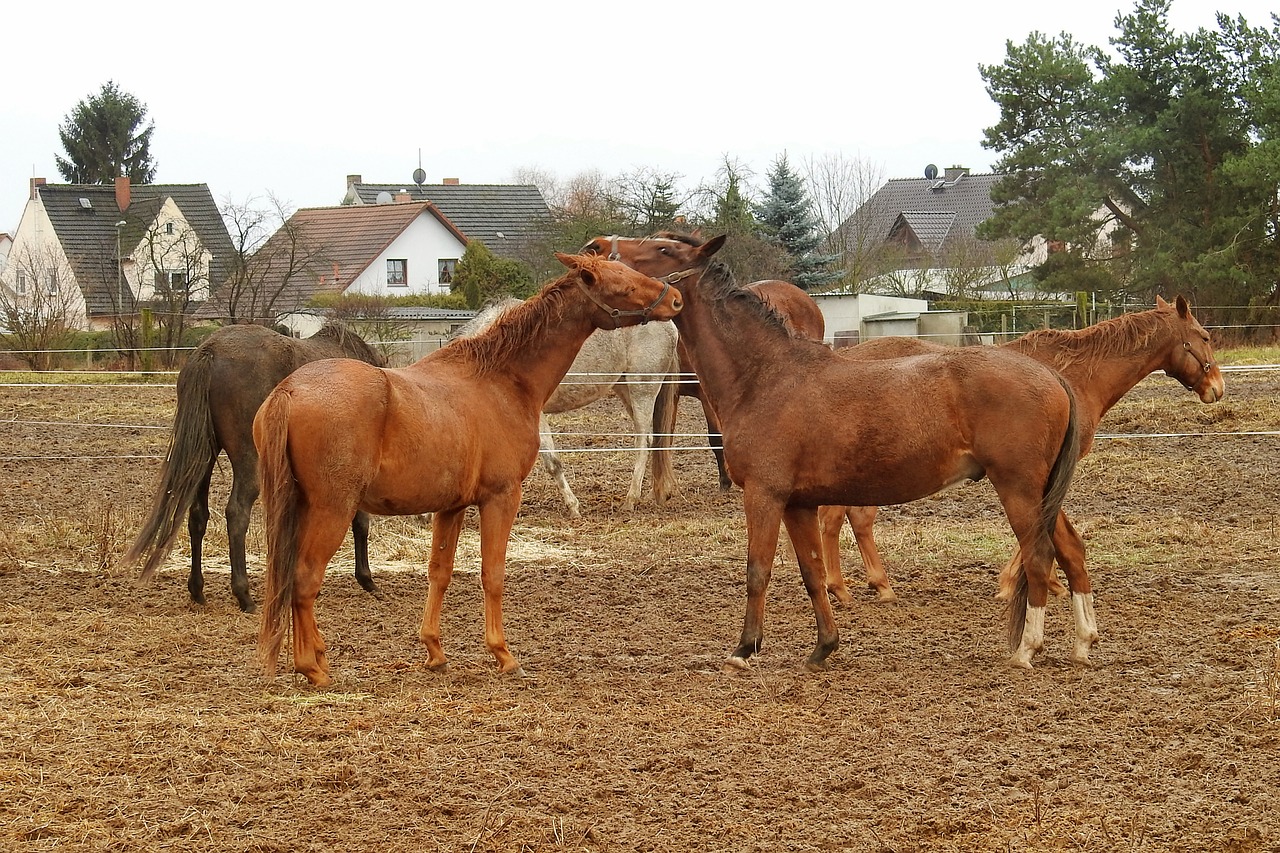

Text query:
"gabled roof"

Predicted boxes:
[[207, 201, 453, 319], [35, 182, 234, 315], [841, 169, 1003, 253], [344, 179, 551, 257]]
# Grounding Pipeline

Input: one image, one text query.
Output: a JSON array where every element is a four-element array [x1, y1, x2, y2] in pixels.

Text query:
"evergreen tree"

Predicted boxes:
[[55, 81, 157, 184], [452, 240, 535, 309], [755, 153, 840, 289]]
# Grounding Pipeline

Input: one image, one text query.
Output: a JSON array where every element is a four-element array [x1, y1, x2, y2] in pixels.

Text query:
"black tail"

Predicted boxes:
[[1007, 376, 1080, 648], [125, 349, 218, 580]]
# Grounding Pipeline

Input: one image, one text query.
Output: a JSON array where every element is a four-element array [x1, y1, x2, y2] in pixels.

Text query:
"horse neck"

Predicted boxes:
[[434, 285, 600, 407], [1006, 311, 1173, 427]]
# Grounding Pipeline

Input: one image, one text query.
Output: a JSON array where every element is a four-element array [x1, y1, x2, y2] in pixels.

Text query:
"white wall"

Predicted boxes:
[[345, 211, 466, 297], [811, 293, 928, 341]]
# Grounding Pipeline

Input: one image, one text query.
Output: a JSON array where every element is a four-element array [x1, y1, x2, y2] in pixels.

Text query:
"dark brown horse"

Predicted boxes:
[[582, 235, 826, 490], [254, 253, 683, 686], [593, 234, 1081, 672], [126, 322, 384, 612], [817, 296, 1224, 663]]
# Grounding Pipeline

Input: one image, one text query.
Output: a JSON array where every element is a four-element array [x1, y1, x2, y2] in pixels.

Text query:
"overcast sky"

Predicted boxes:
[[3, 0, 1276, 233]]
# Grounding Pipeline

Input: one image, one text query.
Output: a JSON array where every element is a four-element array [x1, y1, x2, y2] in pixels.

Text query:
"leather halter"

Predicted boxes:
[[576, 275, 673, 328]]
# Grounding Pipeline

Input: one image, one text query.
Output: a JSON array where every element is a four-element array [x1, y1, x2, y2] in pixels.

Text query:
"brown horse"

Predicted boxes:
[[254, 253, 683, 686], [597, 234, 1082, 672], [126, 322, 385, 612], [819, 298, 1224, 648], [582, 235, 826, 490]]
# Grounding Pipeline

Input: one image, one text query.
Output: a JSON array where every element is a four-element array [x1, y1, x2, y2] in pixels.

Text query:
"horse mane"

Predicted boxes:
[[311, 320, 384, 366], [1010, 308, 1167, 374], [700, 261, 802, 341], [444, 277, 575, 375]]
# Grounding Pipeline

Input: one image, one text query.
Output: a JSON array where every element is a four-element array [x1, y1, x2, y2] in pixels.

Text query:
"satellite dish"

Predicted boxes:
[[924, 164, 939, 180], [413, 167, 426, 186], [375, 191, 393, 205]]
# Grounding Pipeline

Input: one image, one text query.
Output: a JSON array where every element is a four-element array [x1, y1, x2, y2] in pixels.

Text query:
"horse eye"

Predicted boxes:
[[658, 247, 669, 255]]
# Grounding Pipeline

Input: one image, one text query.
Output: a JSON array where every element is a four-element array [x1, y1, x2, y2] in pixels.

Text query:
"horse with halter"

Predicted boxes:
[[819, 298, 1225, 654], [254, 253, 682, 686], [581, 235, 827, 491], [589, 233, 1083, 672], [456, 299, 679, 516], [126, 322, 384, 612]]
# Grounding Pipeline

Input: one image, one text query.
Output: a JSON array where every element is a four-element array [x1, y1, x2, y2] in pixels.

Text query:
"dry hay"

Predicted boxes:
[[0, 365, 1277, 851]]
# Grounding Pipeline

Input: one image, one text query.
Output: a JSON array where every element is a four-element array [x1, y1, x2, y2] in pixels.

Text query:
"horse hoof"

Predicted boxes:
[[874, 589, 898, 604], [504, 666, 528, 678], [722, 656, 751, 674], [803, 658, 829, 673], [427, 660, 449, 673], [1008, 652, 1034, 670], [239, 601, 258, 615]]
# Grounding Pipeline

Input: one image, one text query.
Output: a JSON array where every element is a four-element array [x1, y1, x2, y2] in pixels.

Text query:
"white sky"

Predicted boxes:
[[3, 0, 1275, 233]]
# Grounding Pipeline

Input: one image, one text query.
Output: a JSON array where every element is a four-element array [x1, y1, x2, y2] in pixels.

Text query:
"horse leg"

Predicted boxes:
[[848, 506, 896, 603], [226, 466, 259, 613], [700, 397, 732, 491], [477, 489, 525, 675], [351, 510, 379, 596], [1052, 511, 1097, 665], [618, 387, 651, 512], [818, 505, 854, 605], [186, 474, 212, 606], [420, 506, 465, 671], [997, 494, 1057, 669], [724, 488, 783, 672], [291, 506, 351, 687], [783, 506, 840, 671], [538, 416, 581, 518]]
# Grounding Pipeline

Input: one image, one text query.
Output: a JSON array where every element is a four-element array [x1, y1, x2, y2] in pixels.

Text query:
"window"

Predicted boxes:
[[46, 274, 59, 296], [387, 258, 407, 286], [165, 222, 175, 235], [16, 271, 27, 296], [438, 259, 457, 284], [155, 271, 187, 294]]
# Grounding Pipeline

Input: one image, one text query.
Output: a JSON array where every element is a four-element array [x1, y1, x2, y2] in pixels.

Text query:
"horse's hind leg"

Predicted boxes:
[[699, 397, 732, 492], [618, 387, 652, 512], [226, 463, 260, 613], [818, 505, 855, 605], [538, 417, 581, 518], [420, 507, 465, 671], [1052, 512, 1097, 665], [291, 507, 351, 687], [849, 506, 896, 603], [999, 496, 1057, 669], [783, 506, 840, 671], [187, 474, 213, 606], [351, 511, 379, 596]]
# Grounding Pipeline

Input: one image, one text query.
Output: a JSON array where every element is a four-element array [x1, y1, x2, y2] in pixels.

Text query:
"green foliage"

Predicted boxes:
[[979, 0, 1280, 309], [452, 240, 536, 309], [309, 291, 468, 310], [755, 153, 840, 289], [55, 81, 157, 184]]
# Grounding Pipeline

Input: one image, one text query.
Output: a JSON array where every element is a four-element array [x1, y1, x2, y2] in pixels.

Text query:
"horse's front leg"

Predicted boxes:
[[477, 488, 525, 676], [420, 507, 465, 671], [724, 487, 783, 672], [618, 388, 651, 512], [818, 505, 854, 605], [783, 505, 839, 671], [538, 416, 581, 518], [848, 506, 896, 603], [1052, 511, 1097, 665]]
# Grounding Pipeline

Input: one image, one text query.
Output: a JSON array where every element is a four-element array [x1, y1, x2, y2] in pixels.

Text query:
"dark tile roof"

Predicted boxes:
[[345, 181, 551, 258], [840, 169, 1003, 251], [37, 182, 235, 316], [201, 202, 443, 319]]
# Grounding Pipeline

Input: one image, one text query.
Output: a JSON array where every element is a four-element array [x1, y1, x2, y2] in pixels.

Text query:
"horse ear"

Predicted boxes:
[[701, 234, 728, 258], [555, 251, 577, 269], [1156, 294, 1170, 309], [1175, 294, 1190, 318]]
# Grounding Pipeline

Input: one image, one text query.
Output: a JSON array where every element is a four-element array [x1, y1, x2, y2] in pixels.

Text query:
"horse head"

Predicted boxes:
[[1157, 295, 1224, 403], [580, 233, 727, 282], [553, 252, 684, 327]]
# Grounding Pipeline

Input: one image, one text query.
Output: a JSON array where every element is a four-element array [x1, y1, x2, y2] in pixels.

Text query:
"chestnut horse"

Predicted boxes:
[[820, 297, 1224, 645], [126, 322, 384, 612], [254, 253, 682, 686], [590, 234, 1081, 672], [582, 235, 826, 491]]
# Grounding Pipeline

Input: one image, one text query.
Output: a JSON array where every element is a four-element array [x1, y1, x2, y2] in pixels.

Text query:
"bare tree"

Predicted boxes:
[[134, 217, 211, 366], [806, 153, 890, 291], [218, 195, 327, 324], [325, 294, 414, 365], [0, 245, 87, 369]]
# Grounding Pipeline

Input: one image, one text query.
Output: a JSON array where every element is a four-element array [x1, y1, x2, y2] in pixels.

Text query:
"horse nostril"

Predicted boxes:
[[672, 298, 683, 310]]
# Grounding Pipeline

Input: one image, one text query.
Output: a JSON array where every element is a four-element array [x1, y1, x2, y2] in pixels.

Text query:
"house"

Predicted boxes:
[[809, 291, 973, 347], [833, 166, 1047, 304], [341, 173, 551, 262], [0, 232, 12, 273], [203, 199, 478, 335], [3, 177, 234, 330]]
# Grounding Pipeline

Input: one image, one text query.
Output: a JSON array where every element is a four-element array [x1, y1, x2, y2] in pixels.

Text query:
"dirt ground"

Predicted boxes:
[[0, 362, 1277, 852]]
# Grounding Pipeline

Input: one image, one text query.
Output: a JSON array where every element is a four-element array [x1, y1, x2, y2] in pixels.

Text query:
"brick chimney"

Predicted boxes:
[[395, 191, 413, 202], [115, 176, 131, 212], [442, 178, 460, 185], [346, 174, 362, 186], [29, 178, 46, 200]]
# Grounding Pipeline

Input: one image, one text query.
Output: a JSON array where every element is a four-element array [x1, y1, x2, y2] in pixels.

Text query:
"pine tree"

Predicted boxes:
[[55, 81, 157, 184], [755, 154, 839, 289]]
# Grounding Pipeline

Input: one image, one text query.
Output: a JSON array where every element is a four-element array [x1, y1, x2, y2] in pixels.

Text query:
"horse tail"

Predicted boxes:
[[649, 377, 680, 504], [255, 389, 300, 677], [125, 348, 218, 580], [1007, 376, 1080, 648]]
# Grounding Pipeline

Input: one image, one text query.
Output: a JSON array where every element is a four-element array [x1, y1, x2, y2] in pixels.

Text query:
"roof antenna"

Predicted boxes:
[[413, 149, 426, 187]]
